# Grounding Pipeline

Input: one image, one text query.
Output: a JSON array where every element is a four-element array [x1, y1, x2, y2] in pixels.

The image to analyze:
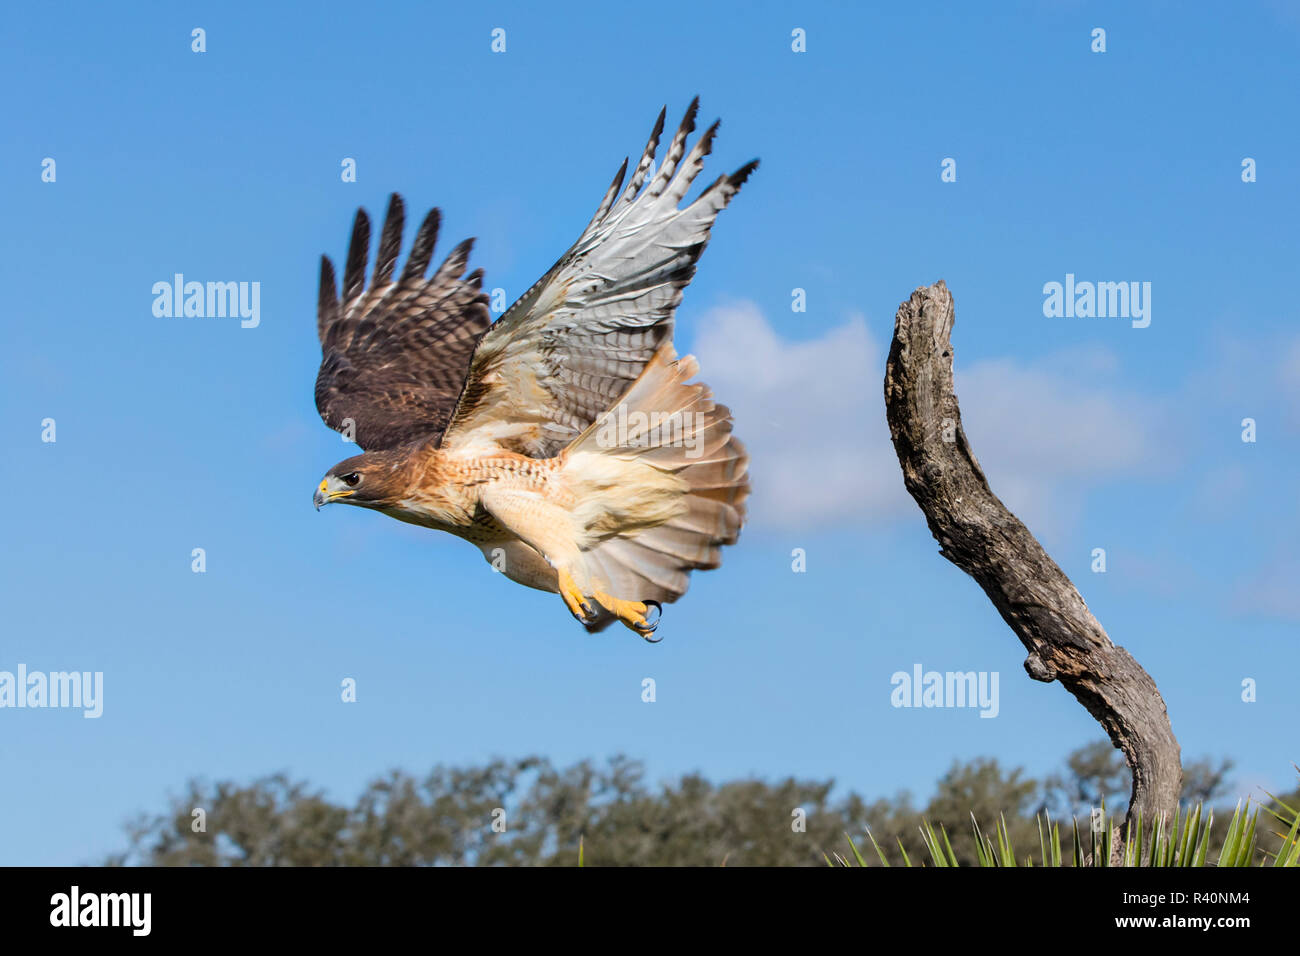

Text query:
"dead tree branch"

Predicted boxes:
[[883, 280, 1181, 834]]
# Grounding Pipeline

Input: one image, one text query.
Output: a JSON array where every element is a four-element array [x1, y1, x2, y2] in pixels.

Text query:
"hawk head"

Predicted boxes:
[[313, 450, 410, 511]]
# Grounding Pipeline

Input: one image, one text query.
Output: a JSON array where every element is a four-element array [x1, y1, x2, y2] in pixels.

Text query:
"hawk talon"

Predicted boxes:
[[569, 601, 597, 626], [631, 600, 663, 642], [636, 600, 663, 635], [592, 591, 664, 639], [558, 568, 598, 625]]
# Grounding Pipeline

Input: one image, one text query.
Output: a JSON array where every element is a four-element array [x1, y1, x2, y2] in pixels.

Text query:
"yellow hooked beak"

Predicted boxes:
[[313, 477, 355, 511]]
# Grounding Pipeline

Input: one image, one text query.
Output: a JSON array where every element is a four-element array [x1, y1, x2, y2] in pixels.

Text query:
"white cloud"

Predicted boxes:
[[689, 300, 1169, 536], [690, 301, 909, 530], [956, 356, 1171, 537]]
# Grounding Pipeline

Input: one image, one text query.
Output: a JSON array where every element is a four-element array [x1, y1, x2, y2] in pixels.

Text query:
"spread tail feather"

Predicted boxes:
[[564, 344, 749, 630]]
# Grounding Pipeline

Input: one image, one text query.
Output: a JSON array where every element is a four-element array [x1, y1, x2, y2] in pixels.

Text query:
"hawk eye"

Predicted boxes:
[[340, 472, 361, 487]]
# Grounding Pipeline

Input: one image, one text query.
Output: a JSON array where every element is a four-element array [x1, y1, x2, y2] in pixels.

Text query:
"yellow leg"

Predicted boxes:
[[594, 591, 662, 639], [558, 568, 595, 624]]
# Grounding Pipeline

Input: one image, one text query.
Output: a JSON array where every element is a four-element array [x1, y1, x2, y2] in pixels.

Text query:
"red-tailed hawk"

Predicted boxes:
[[312, 100, 754, 638]]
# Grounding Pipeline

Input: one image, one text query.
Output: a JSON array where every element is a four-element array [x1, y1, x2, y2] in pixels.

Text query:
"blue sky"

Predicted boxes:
[[2, 1, 1297, 865]]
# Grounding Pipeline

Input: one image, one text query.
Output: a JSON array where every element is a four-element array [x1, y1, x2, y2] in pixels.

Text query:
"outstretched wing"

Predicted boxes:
[[315, 194, 492, 451], [440, 98, 757, 458]]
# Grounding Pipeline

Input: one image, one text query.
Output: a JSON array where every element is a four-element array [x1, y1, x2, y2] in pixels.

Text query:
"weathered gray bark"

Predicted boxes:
[[883, 280, 1181, 836]]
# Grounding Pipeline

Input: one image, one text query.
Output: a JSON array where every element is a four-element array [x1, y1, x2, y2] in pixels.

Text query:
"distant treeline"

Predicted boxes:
[[107, 744, 1291, 866]]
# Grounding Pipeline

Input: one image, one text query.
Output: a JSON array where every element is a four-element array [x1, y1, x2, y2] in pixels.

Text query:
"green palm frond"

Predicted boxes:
[[835, 784, 1298, 867]]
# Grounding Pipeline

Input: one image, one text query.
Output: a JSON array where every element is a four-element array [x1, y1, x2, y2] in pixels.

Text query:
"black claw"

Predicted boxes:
[[635, 600, 663, 642], [567, 598, 598, 627]]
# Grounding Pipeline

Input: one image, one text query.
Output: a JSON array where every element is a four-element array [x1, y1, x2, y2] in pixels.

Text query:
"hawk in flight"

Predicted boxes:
[[312, 100, 754, 639]]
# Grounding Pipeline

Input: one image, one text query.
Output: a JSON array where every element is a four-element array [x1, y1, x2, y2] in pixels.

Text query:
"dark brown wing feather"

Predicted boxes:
[[315, 194, 492, 451]]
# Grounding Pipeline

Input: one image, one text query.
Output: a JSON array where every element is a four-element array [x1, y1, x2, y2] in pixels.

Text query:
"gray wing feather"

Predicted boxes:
[[442, 99, 757, 458]]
